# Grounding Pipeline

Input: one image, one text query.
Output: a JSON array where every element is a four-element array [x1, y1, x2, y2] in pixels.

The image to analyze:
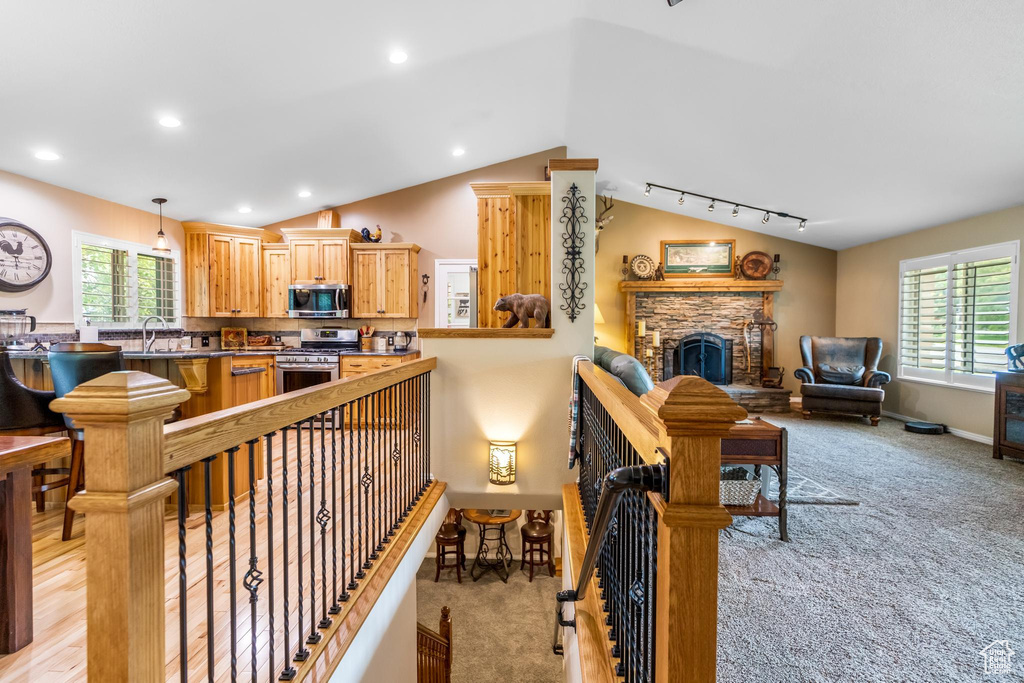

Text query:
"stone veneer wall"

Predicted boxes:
[[633, 292, 766, 385]]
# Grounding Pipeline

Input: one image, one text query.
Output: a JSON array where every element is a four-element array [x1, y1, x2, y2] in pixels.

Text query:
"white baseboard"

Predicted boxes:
[[881, 410, 993, 445]]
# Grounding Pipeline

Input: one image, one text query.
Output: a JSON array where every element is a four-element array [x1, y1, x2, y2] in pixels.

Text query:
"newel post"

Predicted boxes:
[[641, 376, 747, 683], [51, 371, 190, 682]]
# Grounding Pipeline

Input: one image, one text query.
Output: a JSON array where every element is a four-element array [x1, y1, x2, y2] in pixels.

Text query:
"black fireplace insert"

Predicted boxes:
[[663, 332, 733, 385]]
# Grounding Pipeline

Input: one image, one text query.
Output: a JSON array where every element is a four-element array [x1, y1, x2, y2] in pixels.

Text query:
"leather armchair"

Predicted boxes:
[[796, 336, 890, 426]]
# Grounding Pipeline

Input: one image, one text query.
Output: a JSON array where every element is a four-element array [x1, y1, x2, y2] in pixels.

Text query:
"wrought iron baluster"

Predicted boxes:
[[339, 403, 350, 603], [243, 439, 263, 682], [329, 406, 342, 613], [360, 395, 373, 572], [202, 456, 216, 683], [370, 391, 380, 561], [227, 446, 239, 681], [426, 372, 431, 487], [390, 384, 400, 532], [175, 466, 190, 683], [264, 432, 276, 679], [348, 401, 358, 589], [306, 419, 321, 645], [294, 423, 309, 662], [279, 427, 297, 679], [317, 413, 331, 629]]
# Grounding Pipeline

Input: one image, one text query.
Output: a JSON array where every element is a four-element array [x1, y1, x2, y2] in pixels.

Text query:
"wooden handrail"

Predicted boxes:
[[566, 361, 747, 682], [163, 356, 436, 473], [416, 606, 453, 683]]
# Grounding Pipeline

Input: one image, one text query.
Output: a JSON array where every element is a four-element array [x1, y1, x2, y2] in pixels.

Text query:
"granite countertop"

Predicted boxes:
[[230, 366, 266, 376], [337, 348, 419, 357], [7, 347, 419, 360]]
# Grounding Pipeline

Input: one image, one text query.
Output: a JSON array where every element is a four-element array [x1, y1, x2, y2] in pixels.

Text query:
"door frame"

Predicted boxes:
[[434, 258, 477, 327]]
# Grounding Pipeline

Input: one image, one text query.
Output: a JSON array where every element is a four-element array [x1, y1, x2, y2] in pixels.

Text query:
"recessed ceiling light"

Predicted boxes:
[[389, 49, 408, 64], [34, 150, 61, 161], [452, 147, 465, 157], [238, 206, 252, 214], [298, 190, 312, 198], [158, 116, 181, 128]]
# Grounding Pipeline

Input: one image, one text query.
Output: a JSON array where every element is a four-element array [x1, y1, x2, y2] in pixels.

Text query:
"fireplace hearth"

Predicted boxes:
[[663, 332, 733, 385]]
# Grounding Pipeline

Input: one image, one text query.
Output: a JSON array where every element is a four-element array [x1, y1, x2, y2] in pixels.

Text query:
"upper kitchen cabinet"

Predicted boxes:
[[184, 222, 281, 317], [261, 243, 290, 318], [350, 243, 420, 318], [281, 228, 363, 285]]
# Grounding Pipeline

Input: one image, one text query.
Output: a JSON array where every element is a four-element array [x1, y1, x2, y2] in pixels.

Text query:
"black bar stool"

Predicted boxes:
[[48, 343, 125, 540]]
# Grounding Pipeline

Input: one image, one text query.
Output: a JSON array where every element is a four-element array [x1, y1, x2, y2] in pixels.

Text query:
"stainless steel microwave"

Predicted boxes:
[[288, 284, 350, 318]]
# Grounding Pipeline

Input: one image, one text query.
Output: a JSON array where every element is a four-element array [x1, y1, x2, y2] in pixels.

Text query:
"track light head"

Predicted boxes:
[[644, 184, 651, 197], [762, 212, 770, 224], [732, 205, 739, 218], [678, 193, 685, 205], [708, 200, 716, 213], [798, 220, 807, 232]]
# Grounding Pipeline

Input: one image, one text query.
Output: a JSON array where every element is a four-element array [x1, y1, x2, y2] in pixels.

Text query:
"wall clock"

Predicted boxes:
[[0, 218, 52, 292]]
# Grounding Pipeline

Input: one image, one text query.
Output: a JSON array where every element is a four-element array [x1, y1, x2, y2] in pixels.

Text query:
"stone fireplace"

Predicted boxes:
[[621, 279, 791, 412]]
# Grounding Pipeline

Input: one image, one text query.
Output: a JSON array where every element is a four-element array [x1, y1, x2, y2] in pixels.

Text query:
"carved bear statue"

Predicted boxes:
[[493, 293, 550, 329]]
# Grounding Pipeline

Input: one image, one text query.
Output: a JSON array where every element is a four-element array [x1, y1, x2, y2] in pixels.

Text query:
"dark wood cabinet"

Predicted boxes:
[[994, 371, 1024, 459]]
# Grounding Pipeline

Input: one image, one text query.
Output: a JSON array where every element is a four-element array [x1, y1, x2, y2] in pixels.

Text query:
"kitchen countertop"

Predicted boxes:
[[5, 347, 420, 360]]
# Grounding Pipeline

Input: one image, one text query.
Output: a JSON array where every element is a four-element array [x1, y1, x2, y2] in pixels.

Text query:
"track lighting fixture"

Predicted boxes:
[[643, 181, 808, 232]]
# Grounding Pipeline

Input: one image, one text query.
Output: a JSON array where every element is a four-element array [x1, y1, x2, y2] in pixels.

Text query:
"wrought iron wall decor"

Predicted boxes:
[[559, 183, 588, 323]]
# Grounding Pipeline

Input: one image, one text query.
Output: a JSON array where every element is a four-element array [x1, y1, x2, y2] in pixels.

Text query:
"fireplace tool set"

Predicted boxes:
[[743, 313, 785, 388]]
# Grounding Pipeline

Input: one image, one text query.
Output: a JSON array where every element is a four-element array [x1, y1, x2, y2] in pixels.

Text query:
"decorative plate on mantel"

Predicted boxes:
[[739, 251, 774, 280], [630, 254, 656, 280]]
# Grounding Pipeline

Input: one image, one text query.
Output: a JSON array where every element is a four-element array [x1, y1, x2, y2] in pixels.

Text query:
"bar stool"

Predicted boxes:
[[520, 509, 555, 582], [48, 343, 125, 541], [434, 508, 466, 583], [0, 348, 70, 510]]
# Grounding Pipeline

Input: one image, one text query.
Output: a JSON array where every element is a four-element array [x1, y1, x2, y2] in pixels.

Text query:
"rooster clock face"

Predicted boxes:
[[0, 219, 52, 292]]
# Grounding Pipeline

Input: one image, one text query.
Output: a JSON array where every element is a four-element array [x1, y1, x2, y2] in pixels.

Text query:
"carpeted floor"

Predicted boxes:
[[416, 556, 562, 683], [720, 411, 1024, 682]]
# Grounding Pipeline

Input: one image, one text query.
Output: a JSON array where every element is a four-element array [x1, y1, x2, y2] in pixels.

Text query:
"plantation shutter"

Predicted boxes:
[[137, 253, 178, 324], [899, 261, 948, 375], [951, 254, 1014, 377], [80, 243, 131, 324]]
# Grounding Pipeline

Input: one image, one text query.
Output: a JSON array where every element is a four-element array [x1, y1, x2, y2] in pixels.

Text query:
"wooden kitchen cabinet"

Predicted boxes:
[[261, 243, 291, 318], [350, 243, 420, 318], [183, 222, 281, 317], [232, 355, 277, 397], [281, 228, 363, 285]]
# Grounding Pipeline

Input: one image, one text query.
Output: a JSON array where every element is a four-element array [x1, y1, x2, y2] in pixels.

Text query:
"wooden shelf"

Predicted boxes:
[[417, 328, 555, 339], [726, 493, 779, 517], [619, 279, 783, 293]]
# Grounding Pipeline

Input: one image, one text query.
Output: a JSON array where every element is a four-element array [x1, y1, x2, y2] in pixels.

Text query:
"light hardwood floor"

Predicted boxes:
[[0, 424, 424, 682]]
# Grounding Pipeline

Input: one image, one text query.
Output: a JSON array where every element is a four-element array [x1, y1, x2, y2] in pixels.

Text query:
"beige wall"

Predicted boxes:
[[596, 200, 838, 394], [0, 169, 185, 324], [262, 147, 567, 327], [836, 204, 1024, 438]]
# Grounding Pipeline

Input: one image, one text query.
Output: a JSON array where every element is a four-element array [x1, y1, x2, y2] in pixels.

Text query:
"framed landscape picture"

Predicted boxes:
[[660, 239, 736, 278]]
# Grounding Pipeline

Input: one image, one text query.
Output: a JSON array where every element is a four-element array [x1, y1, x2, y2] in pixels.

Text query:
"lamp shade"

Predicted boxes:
[[594, 303, 605, 325], [488, 441, 516, 485]]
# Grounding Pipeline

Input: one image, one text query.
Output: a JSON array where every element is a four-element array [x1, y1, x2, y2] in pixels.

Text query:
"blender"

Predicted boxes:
[[0, 309, 37, 349]]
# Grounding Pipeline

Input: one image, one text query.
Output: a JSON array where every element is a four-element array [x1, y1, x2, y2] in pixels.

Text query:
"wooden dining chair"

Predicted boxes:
[[520, 509, 555, 581], [434, 508, 467, 583], [48, 343, 125, 540]]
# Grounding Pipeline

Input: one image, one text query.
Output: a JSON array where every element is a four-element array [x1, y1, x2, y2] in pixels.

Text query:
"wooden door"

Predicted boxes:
[[233, 238, 262, 316], [320, 239, 350, 284], [290, 240, 322, 284], [262, 248, 290, 317], [382, 249, 411, 317], [352, 249, 381, 317], [208, 235, 235, 316]]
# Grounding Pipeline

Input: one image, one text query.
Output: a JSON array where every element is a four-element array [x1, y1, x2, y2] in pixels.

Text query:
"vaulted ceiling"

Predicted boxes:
[[2, 1, 1022, 249]]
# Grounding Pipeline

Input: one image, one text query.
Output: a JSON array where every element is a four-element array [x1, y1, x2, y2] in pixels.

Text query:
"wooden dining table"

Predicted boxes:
[[0, 434, 70, 654]]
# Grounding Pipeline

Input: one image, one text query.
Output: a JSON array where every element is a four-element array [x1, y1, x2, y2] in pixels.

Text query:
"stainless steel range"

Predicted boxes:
[[275, 328, 360, 394]]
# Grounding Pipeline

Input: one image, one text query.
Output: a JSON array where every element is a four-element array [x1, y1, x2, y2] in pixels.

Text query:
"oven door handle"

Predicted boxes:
[[277, 363, 339, 371]]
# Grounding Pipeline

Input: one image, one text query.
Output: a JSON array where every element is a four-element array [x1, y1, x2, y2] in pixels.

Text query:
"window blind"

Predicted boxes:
[[951, 256, 1014, 376], [899, 264, 948, 372], [73, 232, 180, 328]]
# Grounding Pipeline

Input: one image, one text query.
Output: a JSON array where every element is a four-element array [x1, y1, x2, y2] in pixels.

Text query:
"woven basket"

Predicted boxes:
[[720, 479, 761, 506]]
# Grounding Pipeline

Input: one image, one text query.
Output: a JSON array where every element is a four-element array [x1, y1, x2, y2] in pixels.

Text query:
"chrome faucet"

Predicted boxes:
[[142, 315, 168, 353]]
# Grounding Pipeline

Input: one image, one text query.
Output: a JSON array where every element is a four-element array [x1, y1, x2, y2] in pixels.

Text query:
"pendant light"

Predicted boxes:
[[152, 197, 171, 254]]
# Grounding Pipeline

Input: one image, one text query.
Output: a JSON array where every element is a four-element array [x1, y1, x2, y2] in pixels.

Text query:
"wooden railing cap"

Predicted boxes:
[[50, 370, 191, 424], [640, 375, 747, 436]]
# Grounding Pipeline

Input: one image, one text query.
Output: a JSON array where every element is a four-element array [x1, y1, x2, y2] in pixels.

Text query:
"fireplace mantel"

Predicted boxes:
[[618, 279, 783, 293]]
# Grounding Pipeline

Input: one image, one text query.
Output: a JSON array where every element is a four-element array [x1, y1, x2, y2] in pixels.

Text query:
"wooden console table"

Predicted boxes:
[[994, 371, 1024, 459], [721, 417, 788, 541]]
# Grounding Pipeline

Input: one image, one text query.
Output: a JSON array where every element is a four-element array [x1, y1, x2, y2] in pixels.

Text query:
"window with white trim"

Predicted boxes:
[[72, 231, 181, 328], [899, 240, 1019, 391]]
